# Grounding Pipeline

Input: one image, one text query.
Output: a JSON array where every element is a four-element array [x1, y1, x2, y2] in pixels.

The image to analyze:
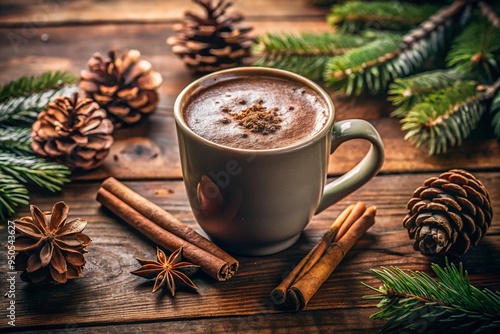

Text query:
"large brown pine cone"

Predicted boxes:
[[167, 0, 254, 73], [403, 169, 493, 257], [80, 49, 162, 125], [31, 93, 114, 170], [13, 202, 91, 284]]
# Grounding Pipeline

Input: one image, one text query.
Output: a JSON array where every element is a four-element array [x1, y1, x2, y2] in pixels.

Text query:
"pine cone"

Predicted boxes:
[[80, 49, 163, 125], [13, 202, 91, 284], [167, 0, 254, 73], [31, 93, 114, 170], [403, 169, 493, 257]]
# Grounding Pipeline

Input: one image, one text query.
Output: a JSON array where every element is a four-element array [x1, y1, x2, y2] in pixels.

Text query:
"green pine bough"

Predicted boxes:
[[363, 260, 500, 333], [323, 34, 402, 95], [253, 0, 500, 154], [0, 172, 29, 219], [0, 127, 32, 156], [0, 71, 76, 220], [388, 69, 465, 118], [0, 71, 77, 103], [327, 1, 441, 33], [446, 19, 500, 84], [0, 84, 78, 127], [400, 81, 484, 155], [254, 31, 380, 81]]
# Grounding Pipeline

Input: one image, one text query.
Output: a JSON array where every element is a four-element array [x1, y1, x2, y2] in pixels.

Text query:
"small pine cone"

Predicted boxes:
[[13, 202, 91, 284], [403, 169, 493, 257], [31, 93, 114, 170], [167, 0, 254, 73], [80, 49, 163, 125]]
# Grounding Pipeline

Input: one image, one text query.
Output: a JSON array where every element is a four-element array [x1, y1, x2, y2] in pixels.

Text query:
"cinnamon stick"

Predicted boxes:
[[100, 177, 238, 276], [288, 206, 377, 311], [96, 180, 238, 281], [270, 203, 357, 305]]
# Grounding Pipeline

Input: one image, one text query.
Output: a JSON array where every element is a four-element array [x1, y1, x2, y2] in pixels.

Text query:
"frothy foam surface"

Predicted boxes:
[[183, 76, 329, 150]]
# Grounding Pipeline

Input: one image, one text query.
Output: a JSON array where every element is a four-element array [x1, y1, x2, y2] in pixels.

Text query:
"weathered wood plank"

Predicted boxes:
[[1, 172, 499, 331], [1, 23, 499, 181], [0, 0, 328, 26], [17, 309, 383, 333]]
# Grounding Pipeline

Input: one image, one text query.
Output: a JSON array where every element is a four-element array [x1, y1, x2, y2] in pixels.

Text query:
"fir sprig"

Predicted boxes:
[[0, 85, 78, 127], [253, 0, 498, 153], [388, 69, 465, 118], [327, 1, 441, 33], [446, 19, 500, 83], [0, 71, 76, 220], [401, 81, 485, 155], [0, 171, 29, 220], [0, 151, 71, 193], [0, 127, 32, 155], [253, 31, 377, 80], [323, 35, 402, 95], [363, 260, 500, 333], [0, 71, 77, 103]]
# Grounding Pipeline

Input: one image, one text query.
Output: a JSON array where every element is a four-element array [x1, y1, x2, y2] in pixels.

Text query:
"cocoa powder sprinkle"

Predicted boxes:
[[231, 104, 282, 135]]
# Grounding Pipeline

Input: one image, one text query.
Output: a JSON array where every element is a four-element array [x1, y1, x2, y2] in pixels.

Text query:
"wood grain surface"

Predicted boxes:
[[1, 173, 499, 332], [0, 0, 499, 332]]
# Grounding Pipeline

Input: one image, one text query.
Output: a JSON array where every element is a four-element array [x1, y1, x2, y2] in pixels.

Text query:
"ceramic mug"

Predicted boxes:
[[174, 67, 384, 256]]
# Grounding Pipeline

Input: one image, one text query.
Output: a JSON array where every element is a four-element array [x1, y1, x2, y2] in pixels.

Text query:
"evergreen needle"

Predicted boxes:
[[0, 70, 76, 220], [0, 85, 78, 127], [388, 69, 466, 118], [324, 35, 402, 95], [401, 81, 484, 155], [0, 71, 77, 102], [0, 171, 29, 220], [0, 151, 71, 193], [253, 31, 377, 80], [363, 259, 500, 333], [0, 127, 32, 155], [327, 1, 441, 33], [447, 19, 500, 83]]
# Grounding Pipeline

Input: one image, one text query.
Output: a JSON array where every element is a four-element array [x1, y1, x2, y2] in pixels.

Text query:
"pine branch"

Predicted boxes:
[[324, 1, 467, 96], [0, 71, 77, 103], [0, 151, 71, 193], [253, 31, 378, 80], [0, 84, 78, 127], [478, 1, 500, 27], [323, 35, 403, 95], [396, 0, 469, 73], [362, 259, 500, 333], [388, 69, 465, 118], [401, 81, 487, 155], [327, 1, 441, 33], [0, 127, 32, 156], [0, 171, 29, 220], [491, 91, 500, 139], [446, 19, 500, 83]]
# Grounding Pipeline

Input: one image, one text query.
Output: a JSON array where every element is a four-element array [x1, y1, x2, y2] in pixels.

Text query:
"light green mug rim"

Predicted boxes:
[[173, 67, 336, 155]]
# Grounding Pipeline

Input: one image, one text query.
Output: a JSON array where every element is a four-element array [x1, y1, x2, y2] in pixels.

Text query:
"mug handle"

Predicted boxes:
[[315, 119, 385, 214]]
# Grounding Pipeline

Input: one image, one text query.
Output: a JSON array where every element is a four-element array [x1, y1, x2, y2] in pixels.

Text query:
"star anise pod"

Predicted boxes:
[[13, 202, 91, 284], [131, 247, 199, 295]]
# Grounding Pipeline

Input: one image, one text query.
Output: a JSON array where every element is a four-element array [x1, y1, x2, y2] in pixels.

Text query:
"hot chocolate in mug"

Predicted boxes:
[[174, 67, 384, 256]]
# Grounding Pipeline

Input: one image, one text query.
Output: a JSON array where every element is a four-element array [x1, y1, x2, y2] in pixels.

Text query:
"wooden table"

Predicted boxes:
[[0, 1, 499, 333]]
